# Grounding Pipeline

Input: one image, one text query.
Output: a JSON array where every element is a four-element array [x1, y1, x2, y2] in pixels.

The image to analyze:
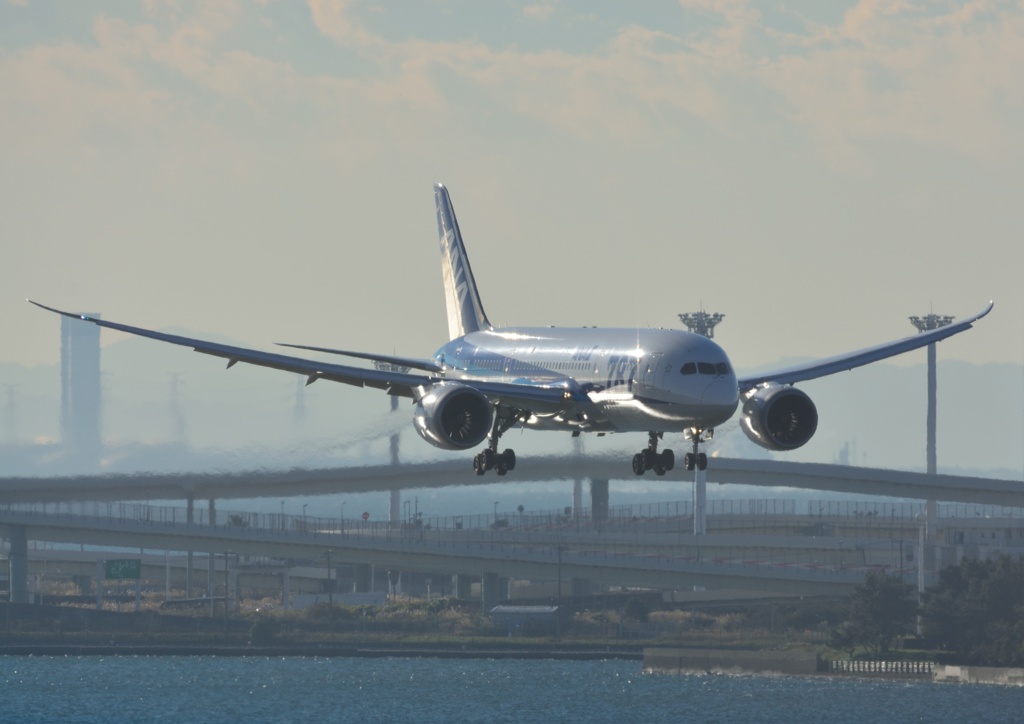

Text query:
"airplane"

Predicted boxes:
[[31, 183, 993, 477]]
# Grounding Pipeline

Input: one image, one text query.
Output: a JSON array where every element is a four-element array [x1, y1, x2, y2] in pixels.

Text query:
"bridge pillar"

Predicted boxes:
[[480, 572, 502, 611], [207, 500, 217, 597], [387, 569, 401, 598], [693, 465, 707, 535], [353, 564, 372, 593], [590, 479, 609, 525], [571, 578, 591, 599], [389, 489, 401, 529], [186, 495, 194, 595], [451, 574, 476, 600], [8, 525, 28, 604]]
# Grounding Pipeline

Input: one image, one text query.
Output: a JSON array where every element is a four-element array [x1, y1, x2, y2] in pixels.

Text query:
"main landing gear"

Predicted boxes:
[[473, 408, 521, 476], [632, 431, 675, 476]]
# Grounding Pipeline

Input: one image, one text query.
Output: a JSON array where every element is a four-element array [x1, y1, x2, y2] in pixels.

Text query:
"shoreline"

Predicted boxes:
[[0, 642, 643, 660]]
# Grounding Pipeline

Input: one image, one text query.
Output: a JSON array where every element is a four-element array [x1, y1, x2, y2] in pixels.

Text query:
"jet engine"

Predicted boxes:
[[739, 383, 818, 452], [413, 383, 493, 450]]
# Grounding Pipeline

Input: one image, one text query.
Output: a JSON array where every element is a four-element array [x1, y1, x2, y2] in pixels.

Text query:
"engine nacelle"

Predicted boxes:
[[413, 383, 493, 451], [740, 383, 818, 452]]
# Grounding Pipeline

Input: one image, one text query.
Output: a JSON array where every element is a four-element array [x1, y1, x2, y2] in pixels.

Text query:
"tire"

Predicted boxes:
[[632, 453, 646, 476], [661, 449, 675, 471], [684, 453, 695, 471], [503, 449, 516, 471], [697, 453, 708, 471]]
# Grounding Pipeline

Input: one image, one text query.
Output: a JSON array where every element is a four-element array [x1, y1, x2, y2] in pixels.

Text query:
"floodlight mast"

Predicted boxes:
[[677, 309, 725, 537], [908, 311, 953, 577], [908, 312, 953, 480], [678, 310, 725, 339]]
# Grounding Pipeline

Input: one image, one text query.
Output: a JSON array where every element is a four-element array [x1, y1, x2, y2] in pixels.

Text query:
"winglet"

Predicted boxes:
[[434, 183, 491, 340], [28, 299, 92, 321]]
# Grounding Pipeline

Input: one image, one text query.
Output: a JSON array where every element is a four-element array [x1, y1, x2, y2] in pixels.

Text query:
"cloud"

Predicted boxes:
[[522, 2, 558, 22]]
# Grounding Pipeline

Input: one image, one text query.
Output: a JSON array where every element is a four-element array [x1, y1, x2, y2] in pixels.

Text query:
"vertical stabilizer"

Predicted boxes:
[[434, 183, 491, 340]]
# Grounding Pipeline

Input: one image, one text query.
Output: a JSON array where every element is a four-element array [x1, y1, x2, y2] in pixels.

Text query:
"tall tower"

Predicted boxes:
[[678, 308, 724, 537], [908, 312, 954, 478], [60, 315, 102, 468], [909, 311, 953, 557], [678, 310, 725, 338]]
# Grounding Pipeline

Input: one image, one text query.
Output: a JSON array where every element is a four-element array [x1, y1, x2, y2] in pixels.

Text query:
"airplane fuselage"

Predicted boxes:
[[434, 326, 739, 434]]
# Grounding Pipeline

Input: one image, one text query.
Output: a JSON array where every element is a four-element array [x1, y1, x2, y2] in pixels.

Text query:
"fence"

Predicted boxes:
[[828, 659, 933, 676]]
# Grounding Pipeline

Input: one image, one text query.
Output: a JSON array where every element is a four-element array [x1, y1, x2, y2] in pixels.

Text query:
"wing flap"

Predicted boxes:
[[275, 342, 443, 373]]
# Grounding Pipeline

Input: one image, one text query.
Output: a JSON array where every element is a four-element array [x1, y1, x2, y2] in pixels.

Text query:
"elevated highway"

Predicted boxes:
[[0, 504, 881, 598], [1, 457, 1021, 506]]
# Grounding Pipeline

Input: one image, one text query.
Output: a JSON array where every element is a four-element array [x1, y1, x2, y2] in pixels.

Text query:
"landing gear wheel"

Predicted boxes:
[[632, 453, 646, 476], [684, 452, 696, 471], [502, 449, 516, 471], [473, 454, 486, 476], [697, 452, 708, 471], [661, 449, 675, 472], [495, 461, 508, 476], [654, 464, 666, 476]]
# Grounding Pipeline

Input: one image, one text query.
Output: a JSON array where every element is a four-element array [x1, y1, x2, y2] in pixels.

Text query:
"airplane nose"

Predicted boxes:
[[700, 376, 739, 423]]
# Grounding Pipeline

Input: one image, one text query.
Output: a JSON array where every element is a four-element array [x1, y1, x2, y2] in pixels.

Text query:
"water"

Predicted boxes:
[[1, 656, 1019, 723]]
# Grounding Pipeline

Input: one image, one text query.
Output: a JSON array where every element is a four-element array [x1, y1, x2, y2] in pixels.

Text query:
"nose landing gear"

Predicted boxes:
[[683, 428, 710, 471]]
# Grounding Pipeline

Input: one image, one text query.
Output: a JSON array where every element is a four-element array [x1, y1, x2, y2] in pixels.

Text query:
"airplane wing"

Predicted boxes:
[[29, 301, 432, 397], [736, 301, 994, 390], [274, 343, 444, 373], [28, 301, 573, 410]]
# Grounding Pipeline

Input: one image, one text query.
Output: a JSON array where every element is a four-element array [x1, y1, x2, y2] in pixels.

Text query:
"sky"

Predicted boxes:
[[3, 0, 1022, 375]]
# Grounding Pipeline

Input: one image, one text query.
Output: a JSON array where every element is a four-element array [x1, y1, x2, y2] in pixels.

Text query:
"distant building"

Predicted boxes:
[[61, 315, 101, 468]]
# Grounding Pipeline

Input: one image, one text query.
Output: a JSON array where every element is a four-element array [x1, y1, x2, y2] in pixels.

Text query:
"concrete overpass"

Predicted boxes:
[[1, 456, 1021, 506], [0, 503, 891, 603]]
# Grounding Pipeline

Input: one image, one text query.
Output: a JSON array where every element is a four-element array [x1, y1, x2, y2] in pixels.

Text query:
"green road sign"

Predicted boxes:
[[104, 558, 141, 580]]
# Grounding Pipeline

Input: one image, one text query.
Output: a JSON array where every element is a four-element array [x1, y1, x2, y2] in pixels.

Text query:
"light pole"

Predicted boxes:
[[909, 310, 954, 582], [678, 308, 724, 536], [223, 550, 233, 630], [324, 549, 333, 630]]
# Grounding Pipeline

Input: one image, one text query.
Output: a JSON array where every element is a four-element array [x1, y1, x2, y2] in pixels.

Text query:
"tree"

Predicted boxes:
[[832, 571, 917, 655], [920, 555, 1024, 666]]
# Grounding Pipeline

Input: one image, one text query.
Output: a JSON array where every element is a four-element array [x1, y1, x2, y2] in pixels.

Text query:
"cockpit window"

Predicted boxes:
[[683, 361, 730, 376]]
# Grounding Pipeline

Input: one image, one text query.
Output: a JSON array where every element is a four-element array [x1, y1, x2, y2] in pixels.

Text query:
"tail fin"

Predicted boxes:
[[434, 183, 491, 340]]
